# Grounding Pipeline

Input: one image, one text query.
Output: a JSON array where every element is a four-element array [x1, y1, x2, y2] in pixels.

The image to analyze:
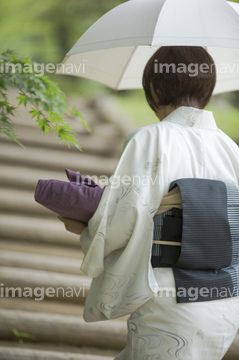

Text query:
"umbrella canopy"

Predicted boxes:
[[57, 0, 239, 94]]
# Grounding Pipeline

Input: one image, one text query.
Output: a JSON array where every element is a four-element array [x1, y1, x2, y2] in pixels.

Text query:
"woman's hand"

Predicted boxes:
[[57, 215, 87, 235]]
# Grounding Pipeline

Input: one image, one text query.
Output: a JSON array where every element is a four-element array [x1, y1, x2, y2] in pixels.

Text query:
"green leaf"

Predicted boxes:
[[12, 328, 35, 340], [0, 49, 91, 148], [16, 93, 27, 106]]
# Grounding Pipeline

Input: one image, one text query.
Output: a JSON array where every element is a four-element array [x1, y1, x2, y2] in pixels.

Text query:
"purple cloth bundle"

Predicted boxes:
[[34, 169, 104, 223]]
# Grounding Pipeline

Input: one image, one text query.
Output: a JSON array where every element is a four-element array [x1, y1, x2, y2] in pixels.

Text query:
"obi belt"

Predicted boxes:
[[151, 178, 239, 303]]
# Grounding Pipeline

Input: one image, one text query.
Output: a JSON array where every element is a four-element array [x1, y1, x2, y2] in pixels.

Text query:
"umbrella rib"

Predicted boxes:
[[151, 0, 169, 46], [196, 0, 207, 43], [115, 46, 139, 89], [67, 37, 151, 56]]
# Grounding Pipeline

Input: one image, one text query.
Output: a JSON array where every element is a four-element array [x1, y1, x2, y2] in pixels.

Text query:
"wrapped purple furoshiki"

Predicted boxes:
[[34, 169, 104, 223]]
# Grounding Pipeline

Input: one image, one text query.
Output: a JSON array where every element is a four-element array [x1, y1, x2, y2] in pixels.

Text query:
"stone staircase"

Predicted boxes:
[[0, 90, 238, 359], [0, 91, 135, 360]]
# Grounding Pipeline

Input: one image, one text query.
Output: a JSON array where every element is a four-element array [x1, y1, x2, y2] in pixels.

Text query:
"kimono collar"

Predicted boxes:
[[162, 106, 218, 130]]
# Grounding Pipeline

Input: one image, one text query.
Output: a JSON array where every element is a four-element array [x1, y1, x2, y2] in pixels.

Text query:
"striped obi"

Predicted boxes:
[[151, 178, 239, 303]]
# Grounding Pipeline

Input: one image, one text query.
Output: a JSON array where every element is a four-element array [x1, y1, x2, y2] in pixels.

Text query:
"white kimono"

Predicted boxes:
[[80, 106, 239, 359]]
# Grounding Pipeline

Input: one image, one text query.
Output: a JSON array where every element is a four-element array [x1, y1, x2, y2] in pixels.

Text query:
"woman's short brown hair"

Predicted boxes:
[[142, 46, 216, 111]]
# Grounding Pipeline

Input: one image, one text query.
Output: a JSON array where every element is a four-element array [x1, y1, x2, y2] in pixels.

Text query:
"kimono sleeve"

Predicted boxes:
[[79, 128, 165, 321]]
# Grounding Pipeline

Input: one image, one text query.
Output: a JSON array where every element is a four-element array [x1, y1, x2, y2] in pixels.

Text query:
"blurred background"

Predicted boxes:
[[1, 0, 239, 138], [0, 1, 239, 359]]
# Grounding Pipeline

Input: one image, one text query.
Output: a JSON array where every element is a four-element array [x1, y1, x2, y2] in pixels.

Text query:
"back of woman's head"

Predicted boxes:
[[142, 46, 216, 111]]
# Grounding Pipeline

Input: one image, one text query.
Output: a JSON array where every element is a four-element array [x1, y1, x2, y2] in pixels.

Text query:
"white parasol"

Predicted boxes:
[[57, 0, 239, 94]]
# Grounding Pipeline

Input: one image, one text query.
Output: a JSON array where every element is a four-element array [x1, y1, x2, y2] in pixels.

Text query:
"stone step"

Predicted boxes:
[[92, 97, 136, 139], [0, 342, 118, 359], [0, 142, 118, 176], [0, 239, 82, 259], [1, 335, 239, 360], [223, 333, 239, 360], [0, 307, 237, 360], [0, 310, 127, 350], [9, 123, 122, 157], [0, 92, 131, 358], [2, 308, 237, 359], [0, 164, 70, 191], [0, 266, 90, 303], [0, 347, 115, 360], [0, 249, 84, 275], [0, 297, 85, 317], [0, 214, 81, 247], [0, 341, 118, 360], [0, 187, 54, 218], [0, 298, 127, 321]]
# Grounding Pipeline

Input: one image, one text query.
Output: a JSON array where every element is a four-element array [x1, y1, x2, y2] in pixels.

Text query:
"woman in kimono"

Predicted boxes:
[[60, 46, 239, 360]]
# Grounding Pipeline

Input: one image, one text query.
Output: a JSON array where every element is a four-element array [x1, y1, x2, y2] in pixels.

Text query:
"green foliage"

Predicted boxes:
[[0, 49, 90, 149], [0, 0, 125, 63], [0, 0, 237, 64], [229, 91, 239, 109], [0, 0, 125, 98], [12, 328, 35, 344]]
